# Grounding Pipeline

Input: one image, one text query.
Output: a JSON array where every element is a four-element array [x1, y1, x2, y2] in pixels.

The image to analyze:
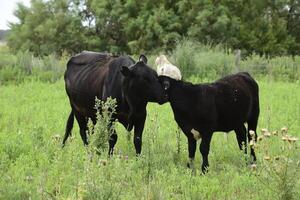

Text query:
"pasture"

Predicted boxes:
[[0, 77, 299, 199], [1, 0, 300, 198]]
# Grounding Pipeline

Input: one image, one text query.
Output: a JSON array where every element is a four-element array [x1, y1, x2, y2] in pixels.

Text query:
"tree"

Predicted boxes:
[[6, 0, 300, 56], [8, 0, 88, 55]]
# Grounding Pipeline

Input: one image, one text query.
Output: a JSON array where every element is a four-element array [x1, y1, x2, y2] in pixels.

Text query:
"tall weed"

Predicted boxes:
[[252, 127, 300, 200]]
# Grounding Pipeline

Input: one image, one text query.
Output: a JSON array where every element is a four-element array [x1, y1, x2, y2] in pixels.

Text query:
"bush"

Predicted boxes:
[[0, 51, 16, 70], [167, 39, 300, 81], [15, 51, 35, 75], [0, 46, 67, 85], [240, 55, 300, 81], [0, 67, 24, 85], [1, 40, 300, 85], [167, 39, 236, 80], [170, 39, 199, 78]]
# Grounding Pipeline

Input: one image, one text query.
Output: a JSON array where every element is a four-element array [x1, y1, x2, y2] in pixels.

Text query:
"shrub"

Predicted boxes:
[[87, 97, 117, 156], [170, 39, 199, 78], [15, 51, 35, 75], [0, 67, 24, 85], [0, 46, 67, 84], [168, 39, 236, 80], [168, 39, 300, 82]]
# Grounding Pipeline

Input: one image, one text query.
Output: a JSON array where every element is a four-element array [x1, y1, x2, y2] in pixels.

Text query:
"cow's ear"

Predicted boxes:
[[120, 66, 132, 77], [139, 54, 148, 64]]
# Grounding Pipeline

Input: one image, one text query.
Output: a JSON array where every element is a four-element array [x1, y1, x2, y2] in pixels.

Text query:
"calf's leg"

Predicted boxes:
[[179, 125, 197, 170], [248, 118, 258, 162], [200, 133, 212, 174], [234, 125, 247, 154], [248, 100, 259, 162]]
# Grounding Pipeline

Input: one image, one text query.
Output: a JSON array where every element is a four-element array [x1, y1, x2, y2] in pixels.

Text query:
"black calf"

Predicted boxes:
[[159, 72, 260, 173]]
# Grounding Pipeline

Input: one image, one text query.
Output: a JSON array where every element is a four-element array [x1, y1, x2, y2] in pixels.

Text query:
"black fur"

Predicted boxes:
[[63, 51, 165, 155], [159, 72, 260, 173]]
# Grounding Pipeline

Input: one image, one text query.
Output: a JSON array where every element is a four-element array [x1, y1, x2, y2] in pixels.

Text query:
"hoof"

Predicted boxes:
[[187, 158, 195, 169], [201, 168, 209, 174], [187, 162, 194, 170]]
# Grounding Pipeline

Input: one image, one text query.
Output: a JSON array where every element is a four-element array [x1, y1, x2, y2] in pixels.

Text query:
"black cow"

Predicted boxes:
[[159, 72, 259, 173], [63, 51, 165, 155]]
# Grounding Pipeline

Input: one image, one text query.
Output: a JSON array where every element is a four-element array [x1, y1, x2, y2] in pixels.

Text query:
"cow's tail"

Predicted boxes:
[[62, 110, 74, 147]]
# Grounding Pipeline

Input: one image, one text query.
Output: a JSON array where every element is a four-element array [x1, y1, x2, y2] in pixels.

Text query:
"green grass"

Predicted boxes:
[[0, 79, 299, 199]]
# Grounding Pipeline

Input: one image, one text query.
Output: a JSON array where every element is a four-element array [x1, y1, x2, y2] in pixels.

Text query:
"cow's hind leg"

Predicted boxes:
[[74, 111, 88, 146], [62, 110, 74, 147], [234, 124, 247, 154]]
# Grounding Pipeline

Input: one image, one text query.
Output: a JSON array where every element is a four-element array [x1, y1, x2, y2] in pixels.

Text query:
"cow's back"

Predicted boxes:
[[64, 51, 135, 119], [213, 72, 259, 130], [65, 52, 112, 95]]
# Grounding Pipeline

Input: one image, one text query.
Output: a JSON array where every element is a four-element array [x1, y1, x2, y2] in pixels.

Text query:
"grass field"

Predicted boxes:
[[0, 77, 299, 200]]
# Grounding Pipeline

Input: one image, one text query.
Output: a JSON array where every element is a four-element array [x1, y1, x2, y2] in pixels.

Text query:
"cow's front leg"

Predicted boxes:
[[133, 109, 146, 155], [200, 133, 212, 174], [108, 128, 118, 156]]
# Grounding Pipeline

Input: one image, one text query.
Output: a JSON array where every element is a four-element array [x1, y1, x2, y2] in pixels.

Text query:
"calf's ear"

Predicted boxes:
[[120, 66, 132, 77], [139, 54, 148, 64]]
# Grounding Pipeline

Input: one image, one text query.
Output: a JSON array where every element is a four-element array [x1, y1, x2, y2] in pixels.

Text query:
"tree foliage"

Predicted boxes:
[[7, 0, 300, 56]]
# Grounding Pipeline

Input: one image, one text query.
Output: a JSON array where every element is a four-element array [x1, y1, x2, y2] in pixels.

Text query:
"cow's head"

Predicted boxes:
[[121, 55, 166, 107]]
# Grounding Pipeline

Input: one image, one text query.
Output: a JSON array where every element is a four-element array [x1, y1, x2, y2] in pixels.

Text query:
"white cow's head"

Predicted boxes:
[[155, 55, 182, 101], [155, 55, 182, 81]]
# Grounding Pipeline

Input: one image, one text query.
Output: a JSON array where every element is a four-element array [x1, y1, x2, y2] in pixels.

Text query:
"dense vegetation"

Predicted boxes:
[[7, 0, 300, 56], [1, 39, 300, 86]]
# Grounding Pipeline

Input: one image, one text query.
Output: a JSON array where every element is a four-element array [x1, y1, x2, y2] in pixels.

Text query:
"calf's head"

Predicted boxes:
[[158, 75, 173, 102], [121, 55, 166, 106]]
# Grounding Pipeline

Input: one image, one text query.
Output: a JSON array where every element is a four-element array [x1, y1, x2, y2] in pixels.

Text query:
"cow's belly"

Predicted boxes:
[[215, 110, 249, 132], [72, 101, 94, 117], [71, 95, 130, 128], [190, 109, 249, 133], [115, 112, 129, 128], [67, 90, 100, 119], [215, 123, 242, 132]]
